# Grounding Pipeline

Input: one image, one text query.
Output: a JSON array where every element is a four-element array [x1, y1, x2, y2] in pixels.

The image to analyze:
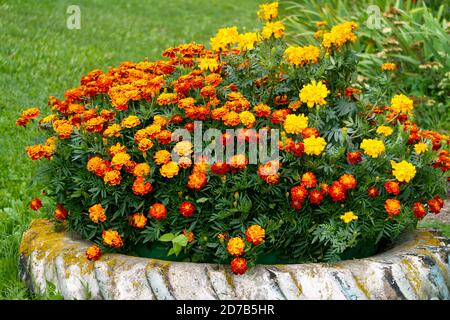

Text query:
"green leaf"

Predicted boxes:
[[196, 197, 209, 203], [159, 233, 175, 242], [172, 234, 188, 247], [173, 243, 182, 256]]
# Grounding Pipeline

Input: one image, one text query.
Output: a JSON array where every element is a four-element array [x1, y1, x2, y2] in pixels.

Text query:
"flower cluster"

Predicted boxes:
[[19, 2, 448, 274]]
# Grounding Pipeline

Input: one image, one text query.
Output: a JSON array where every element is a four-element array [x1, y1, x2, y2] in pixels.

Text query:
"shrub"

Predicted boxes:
[[19, 2, 449, 274]]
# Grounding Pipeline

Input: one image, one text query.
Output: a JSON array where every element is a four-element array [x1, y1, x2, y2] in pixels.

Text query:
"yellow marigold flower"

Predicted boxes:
[[304, 136, 327, 155], [129, 213, 147, 229], [103, 124, 121, 137], [360, 138, 385, 158], [153, 115, 168, 127], [160, 161, 179, 178], [340, 211, 358, 223], [109, 142, 126, 156], [145, 124, 162, 136], [138, 138, 153, 152], [173, 140, 193, 156], [210, 27, 239, 51], [121, 115, 141, 128], [87, 156, 103, 172], [102, 229, 124, 248], [261, 21, 285, 39], [222, 111, 241, 126], [21, 107, 40, 120], [226, 237, 245, 256], [133, 163, 150, 177], [414, 143, 428, 155], [376, 125, 393, 137], [284, 45, 320, 67], [237, 32, 259, 51], [257, 2, 278, 21], [322, 21, 358, 49], [111, 152, 131, 168], [381, 63, 396, 71], [299, 80, 330, 108], [391, 160, 416, 183], [40, 114, 57, 124], [239, 111, 256, 128], [283, 114, 308, 134], [198, 58, 219, 72], [154, 150, 171, 165], [88, 204, 106, 223], [103, 170, 121, 186], [86, 245, 102, 261], [390, 94, 413, 115], [156, 92, 178, 106]]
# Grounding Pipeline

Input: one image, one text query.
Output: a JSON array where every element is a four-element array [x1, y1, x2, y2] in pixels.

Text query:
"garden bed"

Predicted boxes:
[[19, 218, 450, 300]]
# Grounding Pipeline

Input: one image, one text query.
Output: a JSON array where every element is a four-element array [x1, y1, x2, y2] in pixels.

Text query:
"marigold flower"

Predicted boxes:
[[257, 2, 278, 21], [339, 174, 357, 190], [427, 196, 444, 214], [154, 150, 171, 165], [283, 114, 308, 134], [304, 136, 326, 155], [88, 204, 107, 223], [329, 181, 346, 202], [157, 93, 178, 106], [385, 199, 401, 216], [182, 229, 195, 243], [229, 154, 248, 169], [138, 138, 153, 153], [414, 143, 428, 155], [111, 152, 131, 169], [210, 27, 239, 51], [347, 151, 362, 164], [132, 177, 153, 195], [309, 190, 324, 205], [301, 172, 317, 189], [299, 80, 329, 108], [257, 161, 280, 185], [412, 202, 426, 219], [53, 120, 73, 139], [340, 211, 358, 223], [85, 116, 106, 133], [173, 141, 193, 156], [384, 181, 400, 196], [253, 103, 271, 118], [284, 45, 320, 67], [222, 111, 241, 126], [237, 32, 259, 51], [188, 171, 208, 191], [227, 237, 245, 256], [239, 111, 256, 128], [102, 229, 124, 248], [121, 115, 141, 128], [230, 257, 248, 275], [55, 204, 68, 221], [21, 107, 40, 120], [390, 94, 413, 115], [261, 21, 285, 39], [109, 143, 127, 157], [29, 198, 42, 211], [179, 201, 196, 218], [178, 156, 192, 169], [86, 245, 102, 261], [198, 58, 219, 72], [132, 163, 150, 177], [391, 160, 416, 183], [376, 125, 393, 137], [26, 144, 47, 160], [360, 138, 385, 158], [149, 203, 167, 220], [103, 124, 122, 138], [104, 169, 121, 186], [322, 21, 358, 49], [381, 63, 396, 71], [129, 213, 147, 228], [160, 161, 180, 178], [245, 225, 265, 245], [367, 186, 379, 198]]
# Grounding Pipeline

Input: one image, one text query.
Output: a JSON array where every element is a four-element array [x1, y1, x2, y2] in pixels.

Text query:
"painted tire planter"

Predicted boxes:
[[19, 219, 450, 300]]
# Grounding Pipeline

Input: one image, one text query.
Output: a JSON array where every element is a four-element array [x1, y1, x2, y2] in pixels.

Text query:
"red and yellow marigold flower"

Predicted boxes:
[[301, 172, 317, 189], [132, 177, 153, 196], [104, 169, 121, 186], [55, 204, 68, 221], [133, 163, 150, 177], [245, 225, 265, 245], [29, 198, 42, 211], [299, 80, 329, 108], [183, 229, 195, 243], [129, 213, 147, 229], [86, 245, 102, 261], [367, 186, 379, 198], [347, 151, 362, 164], [211, 162, 231, 175], [329, 181, 346, 202], [384, 181, 400, 196], [427, 196, 444, 214], [180, 201, 196, 218], [230, 154, 248, 170], [111, 152, 131, 170], [412, 202, 427, 219], [149, 203, 167, 220], [339, 174, 357, 190], [309, 190, 324, 205], [385, 199, 401, 216], [88, 204, 107, 223], [227, 237, 245, 256], [391, 160, 416, 183], [154, 150, 171, 165], [253, 103, 271, 118], [102, 229, 124, 248], [230, 257, 248, 275], [103, 124, 122, 138], [53, 120, 73, 139], [138, 138, 153, 153], [121, 115, 141, 128], [187, 171, 208, 190]]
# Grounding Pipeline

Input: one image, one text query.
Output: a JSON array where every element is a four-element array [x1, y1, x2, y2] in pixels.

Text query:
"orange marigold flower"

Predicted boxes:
[[428, 196, 444, 214], [88, 204, 106, 223], [291, 185, 308, 202], [104, 169, 121, 186], [133, 163, 151, 177], [111, 152, 131, 170], [230, 257, 248, 275], [26, 144, 47, 160], [309, 190, 324, 205], [339, 174, 357, 190], [367, 186, 379, 198], [121, 115, 141, 128], [245, 225, 265, 245], [329, 181, 346, 202], [154, 150, 171, 165], [156, 93, 178, 106], [132, 177, 153, 196], [211, 162, 231, 175], [253, 103, 271, 118], [222, 111, 241, 126], [319, 183, 329, 194], [86, 245, 102, 261], [85, 116, 106, 133], [103, 124, 121, 137], [412, 202, 426, 219], [160, 161, 179, 178], [301, 127, 319, 139], [138, 138, 153, 153], [21, 107, 40, 120], [384, 181, 400, 196], [156, 130, 172, 144], [29, 198, 42, 211], [179, 201, 196, 218], [149, 203, 167, 220], [102, 229, 124, 248], [55, 204, 68, 221], [385, 199, 401, 216], [301, 172, 317, 189], [108, 143, 126, 157], [129, 213, 148, 229], [229, 154, 248, 169], [183, 229, 195, 243], [347, 151, 362, 164], [227, 237, 245, 256], [53, 120, 73, 139], [187, 171, 208, 190]]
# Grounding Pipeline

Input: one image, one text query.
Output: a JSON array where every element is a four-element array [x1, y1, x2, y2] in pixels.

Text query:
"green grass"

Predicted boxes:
[[418, 220, 450, 237], [0, 0, 262, 299]]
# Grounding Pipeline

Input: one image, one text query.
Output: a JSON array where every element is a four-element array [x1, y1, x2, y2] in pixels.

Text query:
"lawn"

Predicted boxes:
[[0, 0, 263, 299]]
